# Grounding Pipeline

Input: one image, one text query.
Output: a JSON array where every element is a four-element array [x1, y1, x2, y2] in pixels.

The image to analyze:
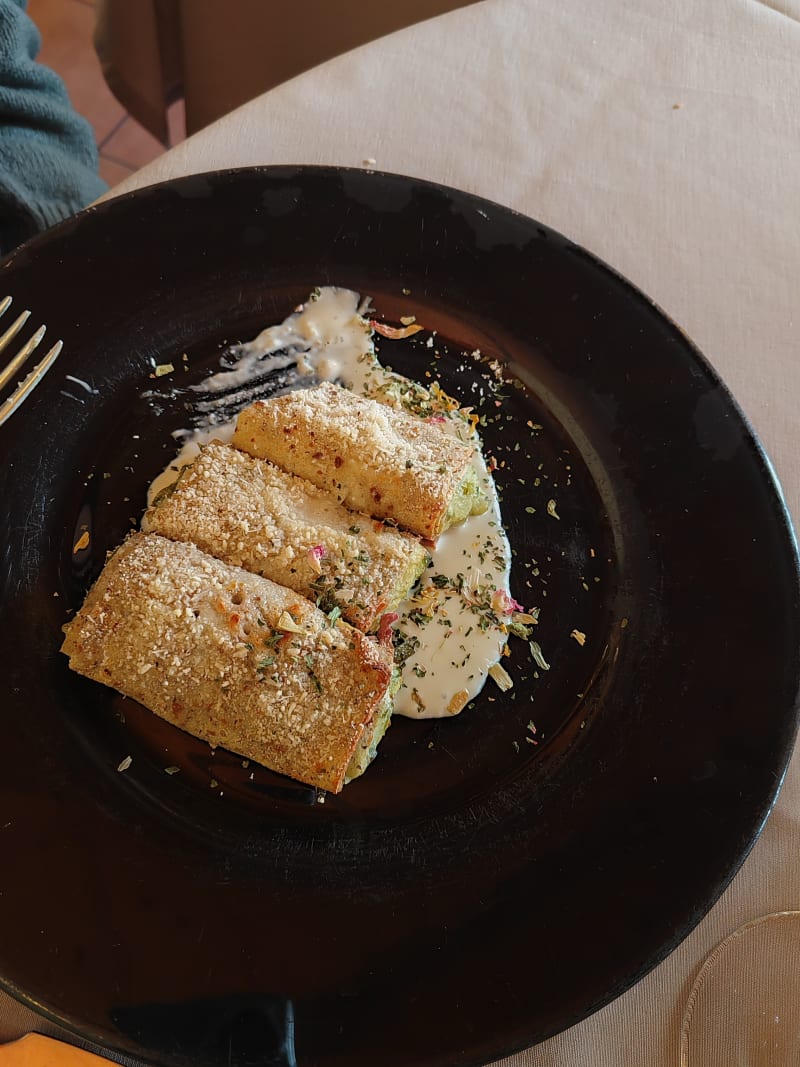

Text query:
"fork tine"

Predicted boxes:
[[0, 339, 63, 427], [0, 295, 12, 318], [0, 324, 46, 393], [0, 309, 31, 356]]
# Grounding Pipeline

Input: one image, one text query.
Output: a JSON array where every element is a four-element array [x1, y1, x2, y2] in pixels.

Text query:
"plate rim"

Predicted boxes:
[[1, 163, 799, 1067]]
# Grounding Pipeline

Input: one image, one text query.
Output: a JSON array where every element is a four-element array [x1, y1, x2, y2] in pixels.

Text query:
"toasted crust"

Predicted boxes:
[[142, 441, 428, 632], [61, 533, 394, 792], [231, 382, 479, 540]]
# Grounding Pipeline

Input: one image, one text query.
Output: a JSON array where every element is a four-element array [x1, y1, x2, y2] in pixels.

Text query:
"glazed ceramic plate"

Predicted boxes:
[[0, 167, 798, 1067]]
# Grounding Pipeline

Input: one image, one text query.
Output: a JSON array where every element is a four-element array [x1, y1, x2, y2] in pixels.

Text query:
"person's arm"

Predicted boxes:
[[0, 0, 107, 255]]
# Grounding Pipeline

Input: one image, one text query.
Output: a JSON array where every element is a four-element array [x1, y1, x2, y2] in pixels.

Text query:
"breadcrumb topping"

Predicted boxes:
[[61, 533, 394, 792], [143, 441, 427, 631], [232, 381, 479, 540]]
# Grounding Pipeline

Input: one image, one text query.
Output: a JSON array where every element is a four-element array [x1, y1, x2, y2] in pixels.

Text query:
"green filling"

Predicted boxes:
[[385, 548, 430, 618], [344, 671, 400, 783], [444, 466, 488, 529]]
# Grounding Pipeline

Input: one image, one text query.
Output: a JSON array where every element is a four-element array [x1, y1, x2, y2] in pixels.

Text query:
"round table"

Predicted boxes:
[[2, 0, 799, 1064]]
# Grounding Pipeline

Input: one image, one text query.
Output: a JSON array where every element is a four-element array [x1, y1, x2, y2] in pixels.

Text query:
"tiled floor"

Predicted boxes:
[[25, 0, 182, 189]]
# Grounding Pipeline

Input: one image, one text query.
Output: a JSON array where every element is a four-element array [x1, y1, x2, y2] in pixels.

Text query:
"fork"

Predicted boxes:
[[0, 295, 63, 427]]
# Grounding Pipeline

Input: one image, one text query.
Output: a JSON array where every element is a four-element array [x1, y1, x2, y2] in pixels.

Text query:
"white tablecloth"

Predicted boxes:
[[3, 0, 799, 1063]]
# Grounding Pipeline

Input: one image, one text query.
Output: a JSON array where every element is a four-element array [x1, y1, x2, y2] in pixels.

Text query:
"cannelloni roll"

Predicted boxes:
[[61, 533, 395, 792], [231, 381, 487, 541], [142, 441, 428, 633]]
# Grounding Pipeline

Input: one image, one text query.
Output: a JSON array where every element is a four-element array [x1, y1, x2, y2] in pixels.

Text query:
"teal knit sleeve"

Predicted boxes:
[[0, 0, 107, 254]]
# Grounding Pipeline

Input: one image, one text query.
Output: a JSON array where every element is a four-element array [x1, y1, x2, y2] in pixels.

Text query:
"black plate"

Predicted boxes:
[[1, 167, 798, 1067]]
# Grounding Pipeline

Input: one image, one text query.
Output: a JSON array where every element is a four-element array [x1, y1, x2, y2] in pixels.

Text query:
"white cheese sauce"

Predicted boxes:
[[148, 287, 517, 719]]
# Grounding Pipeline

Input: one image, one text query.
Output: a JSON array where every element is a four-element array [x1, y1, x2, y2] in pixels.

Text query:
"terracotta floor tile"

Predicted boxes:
[[100, 116, 165, 170], [98, 155, 135, 189], [26, 0, 127, 145]]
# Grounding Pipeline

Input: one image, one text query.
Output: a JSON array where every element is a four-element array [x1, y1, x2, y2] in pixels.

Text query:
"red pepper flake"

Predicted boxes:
[[492, 590, 525, 615], [377, 612, 399, 644], [308, 544, 327, 574]]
